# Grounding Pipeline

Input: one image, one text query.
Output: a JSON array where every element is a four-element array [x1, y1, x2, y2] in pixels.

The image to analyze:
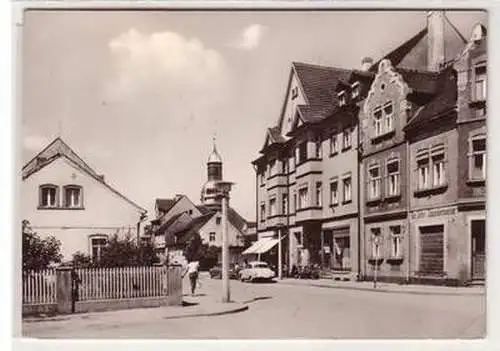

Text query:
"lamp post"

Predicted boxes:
[[373, 236, 380, 289], [215, 181, 234, 303], [276, 223, 284, 280]]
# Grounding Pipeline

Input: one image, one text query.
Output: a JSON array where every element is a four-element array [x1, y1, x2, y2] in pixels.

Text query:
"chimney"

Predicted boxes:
[[361, 57, 373, 71], [427, 11, 445, 71], [98, 174, 105, 182]]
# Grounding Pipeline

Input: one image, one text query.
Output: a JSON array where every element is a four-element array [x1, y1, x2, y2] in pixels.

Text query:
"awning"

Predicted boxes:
[[242, 237, 279, 255]]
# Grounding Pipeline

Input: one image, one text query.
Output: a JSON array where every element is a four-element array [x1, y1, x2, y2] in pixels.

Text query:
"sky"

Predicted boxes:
[[20, 10, 487, 221]]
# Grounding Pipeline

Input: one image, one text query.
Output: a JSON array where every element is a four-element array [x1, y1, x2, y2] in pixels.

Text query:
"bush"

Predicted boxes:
[[22, 220, 62, 270]]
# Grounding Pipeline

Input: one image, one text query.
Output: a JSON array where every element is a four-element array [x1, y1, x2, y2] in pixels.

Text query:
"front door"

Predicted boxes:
[[471, 219, 486, 280]]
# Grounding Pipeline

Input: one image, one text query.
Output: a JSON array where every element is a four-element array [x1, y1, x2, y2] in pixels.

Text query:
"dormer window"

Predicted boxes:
[[351, 81, 360, 99], [338, 91, 347, 106], [474, 62, 487, 101]]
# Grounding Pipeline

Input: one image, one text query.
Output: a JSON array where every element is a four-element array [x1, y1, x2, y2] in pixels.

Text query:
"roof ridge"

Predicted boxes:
[[292, 61, 351, 73]]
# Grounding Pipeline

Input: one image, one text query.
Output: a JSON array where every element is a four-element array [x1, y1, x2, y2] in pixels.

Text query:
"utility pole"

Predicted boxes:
[[217, 181, 233, 303]]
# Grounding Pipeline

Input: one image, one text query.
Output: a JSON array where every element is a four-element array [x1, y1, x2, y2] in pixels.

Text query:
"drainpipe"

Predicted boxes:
[[357, 119, 363, 281], [405, 138, 411, 283]]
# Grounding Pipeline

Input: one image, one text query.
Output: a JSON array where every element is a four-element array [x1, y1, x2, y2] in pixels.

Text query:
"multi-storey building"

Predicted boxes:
[[253, 11, 487, 285], [404, 23, 487, 284]]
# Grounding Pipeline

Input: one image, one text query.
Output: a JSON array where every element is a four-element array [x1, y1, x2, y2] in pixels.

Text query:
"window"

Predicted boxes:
[[351, 81, 360, 99], [368, 165, 381, 199], [469, 136, 486, 180], [342, 176, 352, 203], [330, 180, 339, 205], [39, 185, 58, 208], [370, 228, 382, 258], [387, 159, 400, 196], [330, 134, 338, 155], [282, 194, 288, 215], [188, 209, 193, 215], [373, 108, 383, 137], [390, 226, 402, 258], [338, 91, 346, 106], [90, 236, 107, 263], [293, 192, 298, 213], [298, 187, 308, 209], [260, 203, 266, 222], [474, 63, 487, 101], [417, 159, 430, 190], [384, 102, 394, 132], [315, 138, 322, 159], [282, 159, 288, 174], [63, 185, 82, 208], [268, 159, 276, 177], [259, 171, 265, 185], [291, 86, 299, 100], [342, 129, 352, 150], [315, 182, 322, 207], [216, 217, 221, 225], [209, 232, 216, 242], [297, 142, 308, 164], [432, 153, 446, 187], [269, 198, 277, 217]]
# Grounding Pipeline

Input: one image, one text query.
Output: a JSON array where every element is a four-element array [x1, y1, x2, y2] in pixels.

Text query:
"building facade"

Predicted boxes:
[[253, 11, 487, 285], [22, 138, 147, 262]]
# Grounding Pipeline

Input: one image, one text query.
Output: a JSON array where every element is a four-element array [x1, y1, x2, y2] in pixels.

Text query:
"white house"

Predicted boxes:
[[22, 137, 147, 262]]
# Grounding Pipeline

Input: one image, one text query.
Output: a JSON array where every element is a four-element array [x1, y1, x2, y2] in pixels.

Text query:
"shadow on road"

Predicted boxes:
[[242, 296, 273, 304]]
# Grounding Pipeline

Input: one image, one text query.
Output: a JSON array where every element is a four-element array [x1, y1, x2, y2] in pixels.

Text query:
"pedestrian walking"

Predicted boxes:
[[183, 260, 200, 296]]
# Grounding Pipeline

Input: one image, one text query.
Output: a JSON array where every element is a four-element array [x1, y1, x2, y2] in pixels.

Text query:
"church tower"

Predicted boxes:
[[200, 138, 223, 209]]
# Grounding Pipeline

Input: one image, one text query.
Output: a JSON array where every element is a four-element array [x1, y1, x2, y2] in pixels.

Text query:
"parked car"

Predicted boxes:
[[209, 263, 239, 279], [239, 261, 275, 282]]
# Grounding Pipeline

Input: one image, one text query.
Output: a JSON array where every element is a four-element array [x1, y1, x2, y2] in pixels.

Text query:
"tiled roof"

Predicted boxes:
[[268, 126, 286, 144], [293, 62, 351, 112], [397, 68, 441, 95], [173, 213, 214, 237], [196, 205, 215, 215], [371, 28, 428, 72], [155, 212, 185, 235], [22, 137, 146, 212], [405, 67, 457, 130], [155, 198, 177, 213], [228, 207, 248, 232]]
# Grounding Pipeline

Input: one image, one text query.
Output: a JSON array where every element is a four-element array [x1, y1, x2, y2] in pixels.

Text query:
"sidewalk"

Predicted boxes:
[[23, 292, 248, 325], [278, 278, 485, 296]]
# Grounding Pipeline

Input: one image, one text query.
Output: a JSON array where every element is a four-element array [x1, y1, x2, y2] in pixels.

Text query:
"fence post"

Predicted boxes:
[[56, 267, 73, 314]]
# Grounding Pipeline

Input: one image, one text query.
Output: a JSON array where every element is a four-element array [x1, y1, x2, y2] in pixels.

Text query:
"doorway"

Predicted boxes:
[[471, 219, 486, 280]]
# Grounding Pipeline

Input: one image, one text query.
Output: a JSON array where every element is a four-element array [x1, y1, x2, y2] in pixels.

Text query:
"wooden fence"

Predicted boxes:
[[22, 269, 57, 305], [76, 266, 170, 301]]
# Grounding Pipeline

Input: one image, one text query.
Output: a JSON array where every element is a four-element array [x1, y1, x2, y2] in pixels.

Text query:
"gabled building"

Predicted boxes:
[[22, 137, 147, 262], [253, 11, 487, 285], [151, 141, 253, 265]]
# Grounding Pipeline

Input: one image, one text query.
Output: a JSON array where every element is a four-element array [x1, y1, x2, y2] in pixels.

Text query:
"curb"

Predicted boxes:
[[162, 304, 248, 320], [23, 302, 249, 324], [279, 281, 485, 296]]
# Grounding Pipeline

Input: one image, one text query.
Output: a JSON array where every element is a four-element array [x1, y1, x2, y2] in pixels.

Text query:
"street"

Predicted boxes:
[[23, 273, 485, 339]]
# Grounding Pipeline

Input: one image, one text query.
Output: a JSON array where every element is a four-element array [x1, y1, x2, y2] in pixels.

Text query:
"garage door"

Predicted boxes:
[[419, 225, 444, 274]]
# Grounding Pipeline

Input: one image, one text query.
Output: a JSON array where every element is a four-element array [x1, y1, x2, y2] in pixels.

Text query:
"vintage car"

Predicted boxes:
[[239, 261, 275, 282], [209, 263, 239, 279]]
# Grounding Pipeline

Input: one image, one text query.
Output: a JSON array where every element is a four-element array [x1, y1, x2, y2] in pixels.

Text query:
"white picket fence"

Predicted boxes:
[[22, 269, 57, 305], [76, 266, 170, 301]]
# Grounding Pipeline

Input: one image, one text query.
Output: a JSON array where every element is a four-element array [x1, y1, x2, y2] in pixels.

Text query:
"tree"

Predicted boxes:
[[22, 220, 63, 270], [183, 232, 203, 263], [91, 233, 159, 267]]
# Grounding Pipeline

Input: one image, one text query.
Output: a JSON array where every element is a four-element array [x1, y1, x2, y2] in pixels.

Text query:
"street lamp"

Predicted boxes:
[[215, 181, 234, 303]]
